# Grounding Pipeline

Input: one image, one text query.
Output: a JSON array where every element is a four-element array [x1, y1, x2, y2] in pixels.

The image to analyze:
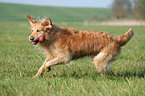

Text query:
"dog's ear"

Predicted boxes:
[[41, 18, 53, 31], [41, 18, 52, 26], [26, 14, 35, 25], [44, 25, 53, 32]]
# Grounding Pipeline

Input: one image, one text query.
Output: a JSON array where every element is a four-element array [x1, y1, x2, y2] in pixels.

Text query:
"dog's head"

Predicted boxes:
[[26, 14, 53, 45]]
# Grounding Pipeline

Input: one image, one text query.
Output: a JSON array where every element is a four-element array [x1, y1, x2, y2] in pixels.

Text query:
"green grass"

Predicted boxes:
[[0, 21, 145, 96], [0, 3, 111, 22]]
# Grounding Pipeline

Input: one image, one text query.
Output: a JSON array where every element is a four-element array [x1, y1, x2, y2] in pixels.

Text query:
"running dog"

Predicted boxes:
[[26, 14, 134, 78]]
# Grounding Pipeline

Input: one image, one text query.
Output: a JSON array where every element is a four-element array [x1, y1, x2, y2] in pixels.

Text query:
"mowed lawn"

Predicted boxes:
[[0, 22, 144, 96]]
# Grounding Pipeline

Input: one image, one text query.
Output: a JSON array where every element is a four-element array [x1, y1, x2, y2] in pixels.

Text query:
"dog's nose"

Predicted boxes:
[[30, 36, 34, 41]]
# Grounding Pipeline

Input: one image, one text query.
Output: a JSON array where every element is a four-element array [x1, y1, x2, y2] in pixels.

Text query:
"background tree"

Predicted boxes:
[[133, 0, 145, 20], [112, 0, 132, 19]]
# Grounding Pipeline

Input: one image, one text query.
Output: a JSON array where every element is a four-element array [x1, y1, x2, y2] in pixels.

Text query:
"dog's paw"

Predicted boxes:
[[33, 75, 37, 78], [45, 67, 51, 72]]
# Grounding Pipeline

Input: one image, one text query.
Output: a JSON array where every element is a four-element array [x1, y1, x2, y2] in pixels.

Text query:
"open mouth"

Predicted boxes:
[[30, 38, 39, 45], [30, 36, 45, 45]]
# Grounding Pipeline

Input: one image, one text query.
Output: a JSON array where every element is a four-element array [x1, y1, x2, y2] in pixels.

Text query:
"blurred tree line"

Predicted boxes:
[[86, 0, 145, 23], [112, 0, 145, 20]]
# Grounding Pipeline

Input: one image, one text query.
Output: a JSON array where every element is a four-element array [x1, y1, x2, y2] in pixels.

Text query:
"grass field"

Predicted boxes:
[[0, 21, 145, 96], [0, 2, 144, 96]]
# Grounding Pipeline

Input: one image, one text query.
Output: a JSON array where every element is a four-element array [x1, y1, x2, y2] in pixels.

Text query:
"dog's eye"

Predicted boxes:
[[37, 29, 41, 32]]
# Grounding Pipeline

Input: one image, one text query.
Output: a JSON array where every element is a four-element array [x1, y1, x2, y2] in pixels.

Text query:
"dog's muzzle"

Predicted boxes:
[[29, 36, 44, 45], [30, 37, 39, 45]]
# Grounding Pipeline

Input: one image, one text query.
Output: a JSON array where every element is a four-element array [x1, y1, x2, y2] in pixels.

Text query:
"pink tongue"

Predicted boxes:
[[31, 41, 36, 43]]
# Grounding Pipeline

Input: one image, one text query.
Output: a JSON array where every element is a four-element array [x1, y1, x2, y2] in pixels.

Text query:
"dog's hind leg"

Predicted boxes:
[[93, 49, 120, 75]]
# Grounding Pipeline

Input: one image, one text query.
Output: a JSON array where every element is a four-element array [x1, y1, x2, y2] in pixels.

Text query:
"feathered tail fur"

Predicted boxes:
[[113, 28, 134, 47]]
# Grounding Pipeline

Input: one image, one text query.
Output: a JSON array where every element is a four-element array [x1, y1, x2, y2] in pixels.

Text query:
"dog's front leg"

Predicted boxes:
[[33, 65, 45, 78], [44, 57, 70, 70], [33, 56, 53, 78]]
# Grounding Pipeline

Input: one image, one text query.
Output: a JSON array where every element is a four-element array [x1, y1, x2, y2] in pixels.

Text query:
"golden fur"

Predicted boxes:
[[26, 14, 134, 78]]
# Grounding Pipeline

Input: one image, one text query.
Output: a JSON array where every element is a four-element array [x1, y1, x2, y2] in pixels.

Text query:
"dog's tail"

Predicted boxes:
[[113, 28, 134, 47]]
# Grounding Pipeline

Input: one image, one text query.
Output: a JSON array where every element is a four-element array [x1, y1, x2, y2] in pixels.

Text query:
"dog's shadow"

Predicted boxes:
[[51, 69, 145, 79], [110, 70, 145, 78]]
